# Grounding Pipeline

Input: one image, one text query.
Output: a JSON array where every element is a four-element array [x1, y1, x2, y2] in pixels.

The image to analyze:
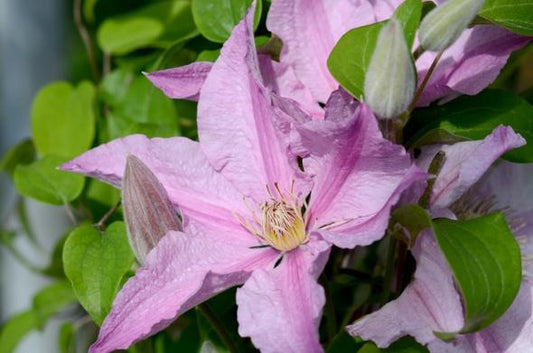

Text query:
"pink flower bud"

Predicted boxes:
[[122, 155, 182, 263]]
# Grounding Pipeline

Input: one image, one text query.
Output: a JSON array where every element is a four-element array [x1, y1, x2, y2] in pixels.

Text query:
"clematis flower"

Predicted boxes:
[[266, 0, 530, 106], [347, 126, 532, 352], [428, 161, 533, 352], [61, 7, 424, 353]]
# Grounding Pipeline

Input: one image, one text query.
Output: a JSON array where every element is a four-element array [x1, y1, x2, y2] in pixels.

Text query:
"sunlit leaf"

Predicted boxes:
[[14, 155, 85, 205], [31, 81, 95, 159], [0, 139, 35, 177], [63, 222, 134, 325], [191, 0, 262, 43], [97, 1, 197, 55]]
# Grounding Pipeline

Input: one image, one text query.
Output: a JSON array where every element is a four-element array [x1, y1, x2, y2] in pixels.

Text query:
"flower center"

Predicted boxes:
[[236, 183, 309, 252], [260, 199, 308, 252]]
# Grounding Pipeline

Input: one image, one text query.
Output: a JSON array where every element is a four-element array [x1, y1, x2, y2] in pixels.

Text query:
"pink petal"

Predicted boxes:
[[258, 54, 324, 119], [267, 0, 402, 103], [197, 6, 309, 202], [236, 239, 330, 353], [417, 26, 530, 106], [90, 223, 278, 353], [347, 230, 464, 347], [416, 126, 526, 209], [61, 135, 247, 231], [472, 161, 533, 277], [145, 61, 213, 101], [428, 279, 533, 353], [306, 101, 425, 248]]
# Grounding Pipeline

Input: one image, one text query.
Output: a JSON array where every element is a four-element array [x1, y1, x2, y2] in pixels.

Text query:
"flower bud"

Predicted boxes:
[[419, 0, 485, 52], [364, 18, 416, 119], [122, 155, 182, 263]]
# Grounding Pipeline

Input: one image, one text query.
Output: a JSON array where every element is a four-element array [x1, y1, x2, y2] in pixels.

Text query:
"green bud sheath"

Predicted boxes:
[[364, 18, 416, 120], [419, 0, 485, 52], [122, 155, 182, 263]]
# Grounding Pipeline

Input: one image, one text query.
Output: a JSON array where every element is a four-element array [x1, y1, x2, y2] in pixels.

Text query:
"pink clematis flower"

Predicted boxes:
[[266, 0, 530, 106], [427, 161, 533, 352], [62, 8, 424, 353], [348, 126, 532, 352]]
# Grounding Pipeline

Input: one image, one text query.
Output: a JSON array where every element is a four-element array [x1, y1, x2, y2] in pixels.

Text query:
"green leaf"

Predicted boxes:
[[432, 213, 522, 334], [327, 332, 363, 353], [58, 322, 76, 353], [405, 89, 533, 162], [83, 0, 99, 23], [0, 311, 38, 353], [86, 179, 121, 207], [32, 281, 76, 328], [63, 222, 134, 325], [480, 0, 533, 36], [97, 1, 197, 55], [328, 22, 385, 98], [101, 70, 180, 139], [197, 49, 221, 62], [358, 336, 429, 352], [191, 0, 262, 43], [327, 0, 420, 98], [14, 155, 85, 205], [0, 139, 35, 177], [31, 81, 95, 159], [390, 204, 432, 247], [394, 0, 423, 47], [41, 235, 68, 278], [0, 283, 77, 353]]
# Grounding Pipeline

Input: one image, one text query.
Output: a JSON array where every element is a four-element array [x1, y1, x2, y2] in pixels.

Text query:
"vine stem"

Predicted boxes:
[[63, 201, 78, 225], [96, 200, 121, 231], [73, 0, 100, 82], [381, 235, 397, 304], [198, 303, 239, 353], [407, 50, 443, 113]]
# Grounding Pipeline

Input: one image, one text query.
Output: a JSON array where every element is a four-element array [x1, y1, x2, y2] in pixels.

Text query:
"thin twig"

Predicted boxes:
[[103, 52, 112, 77], [419, 150, 446, 209], [73, 0, 100, 82], [63, 202, 78, 225], [198, 303, 239, 353], [408, 51, 443, 113], [381, 235, 397, 304], [96, 200, 121, 231]]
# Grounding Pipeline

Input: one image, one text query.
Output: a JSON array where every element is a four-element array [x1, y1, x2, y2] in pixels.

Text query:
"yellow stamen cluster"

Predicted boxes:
[[236, 183, 309, 252], [260, 199, 308, 252]]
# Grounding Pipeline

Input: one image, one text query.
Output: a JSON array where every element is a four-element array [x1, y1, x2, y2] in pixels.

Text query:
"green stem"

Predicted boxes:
[[408, 50, 443, 114], [419, 150, 446, 209], [381, 235, 397, 304], [96, 200, 121, 231], [73, 0, 100, 82], [198, 303, 239, 353]]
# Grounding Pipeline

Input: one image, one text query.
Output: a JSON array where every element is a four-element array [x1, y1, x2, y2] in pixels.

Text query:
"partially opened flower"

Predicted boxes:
[[348, 127, 531, 352], [61, 7, 423, 353]]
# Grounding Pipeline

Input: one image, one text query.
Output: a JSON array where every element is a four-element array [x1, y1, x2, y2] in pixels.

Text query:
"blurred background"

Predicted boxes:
[[1, 0, 69, 351]]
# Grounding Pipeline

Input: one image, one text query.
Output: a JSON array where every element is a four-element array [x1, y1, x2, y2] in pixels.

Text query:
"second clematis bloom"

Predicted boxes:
[[348, 126, 532, 352], [61, 8, 424, 353]]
